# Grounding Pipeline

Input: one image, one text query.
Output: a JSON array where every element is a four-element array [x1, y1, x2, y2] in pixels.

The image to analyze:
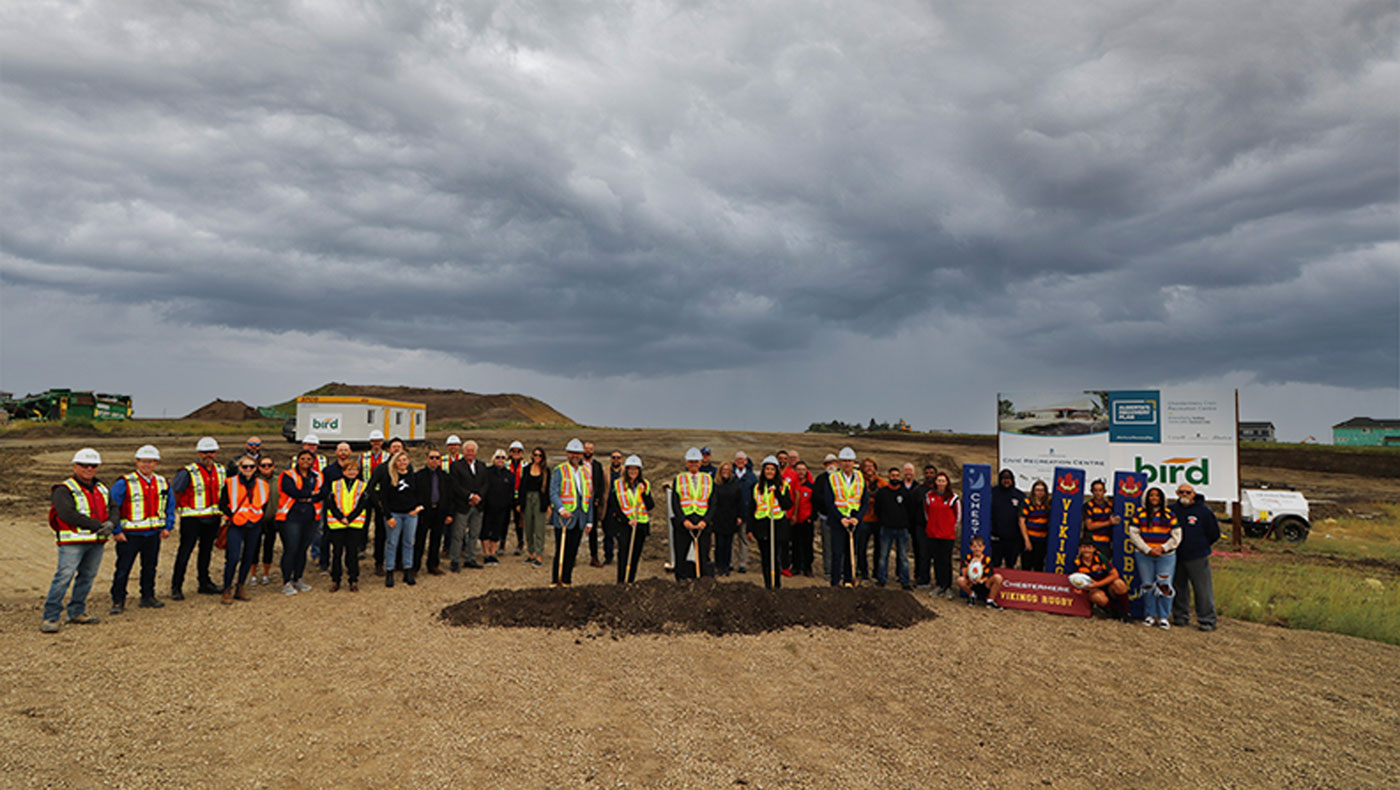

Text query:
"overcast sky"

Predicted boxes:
[[2, 0, 1396, 441]]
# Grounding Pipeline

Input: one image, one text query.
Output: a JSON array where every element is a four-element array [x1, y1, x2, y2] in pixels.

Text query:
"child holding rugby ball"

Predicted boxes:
[[956, 536, 1003, 609], [1070, 543, 1132, 622]]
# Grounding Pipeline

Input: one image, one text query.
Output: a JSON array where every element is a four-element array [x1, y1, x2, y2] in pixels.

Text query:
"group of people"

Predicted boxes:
[[40, 436, 1221, 635]]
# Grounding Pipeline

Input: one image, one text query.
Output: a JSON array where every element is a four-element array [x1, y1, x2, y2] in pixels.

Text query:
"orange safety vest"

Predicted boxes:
[[52, 478, 110, 544], [674, 472, 712, 516], [275, 469, 319, 522], [754, 480, 789, 520], [176, 462, 226, 518], [614, 478, 650, 524], [121, 472, 168, 531], [225, 475, 269, 526], [326, 479, 368, 530], [555, 462, 591, 513], [831, 470, 864, 517]]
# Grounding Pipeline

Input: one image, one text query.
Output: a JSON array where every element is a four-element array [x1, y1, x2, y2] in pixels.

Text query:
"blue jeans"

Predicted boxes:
[[223, 524, 262, 590], [44, 542, 105, 622], [1137, 551, 1178, 621], [876, 527, 910, 586], [385, 512, 418, 572], [279, 518, 314, 584]]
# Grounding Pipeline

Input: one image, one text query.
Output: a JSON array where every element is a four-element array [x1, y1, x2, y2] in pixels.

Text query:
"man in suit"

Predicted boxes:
[[447, 439, 488, 571], [414, 448, 455, 575]]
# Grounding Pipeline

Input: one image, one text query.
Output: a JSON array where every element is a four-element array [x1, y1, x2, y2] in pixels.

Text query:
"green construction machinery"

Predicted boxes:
[[2, 389, 133, 421]]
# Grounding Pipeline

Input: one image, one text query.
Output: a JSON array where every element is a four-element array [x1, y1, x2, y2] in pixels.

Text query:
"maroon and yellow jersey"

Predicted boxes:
[[1021, 499, 1050, 539], [1083, 498, 1114, 547]]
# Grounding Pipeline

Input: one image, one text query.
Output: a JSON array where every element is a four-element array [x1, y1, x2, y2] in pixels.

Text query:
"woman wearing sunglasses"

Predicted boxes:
[[517, 447, 550, 567], [251, 456, 280, 586], [218, 456, 269, 604]]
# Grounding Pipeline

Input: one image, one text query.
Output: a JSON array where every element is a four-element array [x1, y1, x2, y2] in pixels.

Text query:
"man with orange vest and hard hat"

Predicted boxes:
[[276, 449, 323, 596], [670, 447, 717, 580], [218, 455, 271, 603], [167, 437, 227, 600], [42, 448, 113, 633], [107, 444, 174, 615], [824, 447, 869, 588], [548, 438, 593, 587]]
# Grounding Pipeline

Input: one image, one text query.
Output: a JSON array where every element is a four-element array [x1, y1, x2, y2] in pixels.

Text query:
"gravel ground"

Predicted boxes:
[[3, 431, 1398, 788]]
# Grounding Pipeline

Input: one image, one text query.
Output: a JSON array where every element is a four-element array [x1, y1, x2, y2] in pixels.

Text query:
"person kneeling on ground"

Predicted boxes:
[[1072, 543, 1132, 622], [955, 536, 1003, 609]]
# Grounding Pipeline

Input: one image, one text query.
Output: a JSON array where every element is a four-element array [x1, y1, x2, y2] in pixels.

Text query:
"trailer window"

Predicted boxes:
[[416, 412, 422, 425], [396, 412, 402, 425], [367, 409, 376, 424]]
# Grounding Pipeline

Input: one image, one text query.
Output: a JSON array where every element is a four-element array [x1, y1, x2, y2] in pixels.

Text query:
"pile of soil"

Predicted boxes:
[[297, 383, 574, 425], [440, 577, 936, 635], [184, 399, 260, 420]]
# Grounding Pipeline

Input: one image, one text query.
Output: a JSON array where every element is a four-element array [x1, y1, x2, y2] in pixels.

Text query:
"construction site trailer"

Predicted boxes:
[[284, 396, 427, 447]]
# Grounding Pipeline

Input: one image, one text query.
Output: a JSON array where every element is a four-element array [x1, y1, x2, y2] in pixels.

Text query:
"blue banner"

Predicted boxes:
[[1045, 467, 1086, 573], [960, 463, 992, 561], [1113, 471, 1147, 619], [1108, 390, 1161, 443]]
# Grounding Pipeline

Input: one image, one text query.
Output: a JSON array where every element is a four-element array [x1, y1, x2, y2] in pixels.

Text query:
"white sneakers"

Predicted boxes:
[[282, 582, 297, 596], [1143, 616, 1157, 627], [294, 581, 312, 592]]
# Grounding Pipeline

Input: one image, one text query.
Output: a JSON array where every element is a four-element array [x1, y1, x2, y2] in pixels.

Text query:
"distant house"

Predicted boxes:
[[1239, 421, 1275, 443], [1026, 397, 1099, 421], [1332, 417, 1400, 447]]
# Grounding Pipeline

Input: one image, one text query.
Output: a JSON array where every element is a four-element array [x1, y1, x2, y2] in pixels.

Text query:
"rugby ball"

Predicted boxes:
[[1068, 573, 1093, 589], [967, 560, 983, 581]]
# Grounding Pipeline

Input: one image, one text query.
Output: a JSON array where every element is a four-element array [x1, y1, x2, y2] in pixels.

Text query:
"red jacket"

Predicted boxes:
[[924, 491, 959, 540], [787, 470, 813, 523]]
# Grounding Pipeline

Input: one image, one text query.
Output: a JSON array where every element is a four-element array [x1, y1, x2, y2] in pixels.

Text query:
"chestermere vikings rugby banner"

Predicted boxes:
[[997, 388, 1238, 503], [1045, 467, 1085, 573], [1113, 471, 1147, 620], [960, 463, 992, 560]]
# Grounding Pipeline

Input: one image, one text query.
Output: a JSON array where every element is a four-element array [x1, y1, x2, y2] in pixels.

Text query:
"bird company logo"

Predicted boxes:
[[1134, 456, 1209, 485], [310, 414, 342, 434]]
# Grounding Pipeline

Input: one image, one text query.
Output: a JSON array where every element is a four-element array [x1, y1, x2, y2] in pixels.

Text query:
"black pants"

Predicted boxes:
[[930, 537, 955, 590], [513, 505, 525, 553], [111, 531, 161, 603], [260, 518, 278, 564], [414, 506, 449, 572], [553, 528, 584, 584], [991, 536, 1021, 569], [754, 520, 790, 589], [790, 519, 814, 574], [911, 528, 929, 586], [328, 528, 362, 584], [673, 520, 712, 580], [1022, 540, 1048, 572], [616, 523, 649, 583], [713, 531, 735, 574], [371, 505, 387, 566], [855, 520, 876, 578], [171, 515, 220, 592]]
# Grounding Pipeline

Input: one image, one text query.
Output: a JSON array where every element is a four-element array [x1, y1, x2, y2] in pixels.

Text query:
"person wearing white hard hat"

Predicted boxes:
[[606, 455, 654, 583], [548, 439, 594, 586], [168, 437, 227, 600], [507, 440, 527, 555], [748, 457, 794, 589], [441, 435, 463, 472], [669, 447, 716, 580], [106, 444, 174, 614], [824, 447, 868, 587], [447, 439, 488, 571], [41, 448, 113, 632]]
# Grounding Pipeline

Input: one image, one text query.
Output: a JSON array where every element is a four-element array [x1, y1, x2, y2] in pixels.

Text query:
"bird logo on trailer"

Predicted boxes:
[[1117, 477, 1144, 498], [311, 414, 341, 433], [1134, 456, 1210, 485], [1056, 473, 1080, 494]]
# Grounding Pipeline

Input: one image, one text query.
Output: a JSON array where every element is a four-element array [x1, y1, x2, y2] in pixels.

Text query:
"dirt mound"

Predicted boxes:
[[184, 399, 260, 420], [293, 383, 574, 425], [440, 577, 936, 635]]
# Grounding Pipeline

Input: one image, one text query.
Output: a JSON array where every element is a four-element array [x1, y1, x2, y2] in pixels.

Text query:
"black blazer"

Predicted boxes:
[[415, 466, 456, 512], [449, 458, 490, 510]]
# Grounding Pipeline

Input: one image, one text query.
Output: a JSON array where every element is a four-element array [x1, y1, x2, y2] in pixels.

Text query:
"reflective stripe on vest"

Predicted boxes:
[[57, 478, 109, 544], [675, 472, 712, 516], [326, 479, 368, 530], [831, 471, 864, 517], [225, 476, 269, 526], [121, 472, 168, 530], [555, 462, 591, 513], [178, 463, 226, 517], [754, 481, 788, 520], [361, 451, 385, 479], [614, 478, 649, 524]]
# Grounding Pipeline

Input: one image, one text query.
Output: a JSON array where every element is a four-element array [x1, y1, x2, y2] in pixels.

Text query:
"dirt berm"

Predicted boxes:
[[292, 382, 574, 425]]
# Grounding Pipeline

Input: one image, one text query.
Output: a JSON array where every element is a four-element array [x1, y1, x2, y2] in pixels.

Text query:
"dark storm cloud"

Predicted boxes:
[[2, 0, 1395, 386]]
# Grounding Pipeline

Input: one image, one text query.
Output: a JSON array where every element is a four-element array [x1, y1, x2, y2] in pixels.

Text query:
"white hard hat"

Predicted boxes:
[[134, 444, 161, 461], [761, 455, 780, 468], [838, 447, 857, 461], [509, 440, 524, 450], [196, 437, 220, 452], [565, 438, 585, 453], [368, 429, 385, 441], [301, 434, 320, 445], [684, 447, 703, 462], [446, 435, 462, 446], [824, 453, 838, 463], [624, 454, 643, 468], [72, 448, 102, 465]]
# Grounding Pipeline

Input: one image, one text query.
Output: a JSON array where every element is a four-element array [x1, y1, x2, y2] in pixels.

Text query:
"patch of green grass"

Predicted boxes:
[[1214, 558, 1400, 645], [1247, 505, 1400, 564]]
